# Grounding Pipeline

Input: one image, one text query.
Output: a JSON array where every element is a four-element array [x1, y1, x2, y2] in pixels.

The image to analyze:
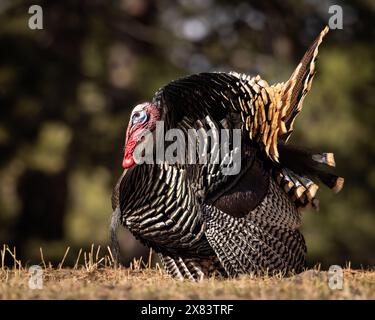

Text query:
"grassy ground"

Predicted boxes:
[[1, 245, 374, 299]]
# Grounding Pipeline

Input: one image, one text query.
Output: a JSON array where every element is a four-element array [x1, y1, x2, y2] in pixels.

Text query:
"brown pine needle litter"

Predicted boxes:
[[0, 244, 374, 300]]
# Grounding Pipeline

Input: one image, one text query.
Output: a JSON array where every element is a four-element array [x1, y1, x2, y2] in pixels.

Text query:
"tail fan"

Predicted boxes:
[[278, 26, 330, 143], [276, 143, 344, 210]]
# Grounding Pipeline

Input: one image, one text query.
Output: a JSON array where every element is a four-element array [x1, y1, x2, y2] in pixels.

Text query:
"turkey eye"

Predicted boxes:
[[131, 110, 147, 124]]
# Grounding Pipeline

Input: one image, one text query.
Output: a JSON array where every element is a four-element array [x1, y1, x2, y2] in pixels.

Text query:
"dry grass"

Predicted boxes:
[[1, 244, 374, 300]]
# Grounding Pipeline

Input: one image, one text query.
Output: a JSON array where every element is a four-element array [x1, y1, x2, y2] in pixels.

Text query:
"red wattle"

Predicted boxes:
[[122, 156, 135, 169]]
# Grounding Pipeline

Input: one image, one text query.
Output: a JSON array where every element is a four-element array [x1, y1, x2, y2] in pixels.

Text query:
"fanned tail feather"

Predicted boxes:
[[278, 26, 330, 142], [276, 143, 344, 210]]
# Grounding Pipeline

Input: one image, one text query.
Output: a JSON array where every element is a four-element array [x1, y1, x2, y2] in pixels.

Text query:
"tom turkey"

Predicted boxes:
[[111, 26, 344, 280]]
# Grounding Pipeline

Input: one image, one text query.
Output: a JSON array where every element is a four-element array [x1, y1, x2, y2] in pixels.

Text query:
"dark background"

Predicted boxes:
[[0, 0, 374, 268]]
